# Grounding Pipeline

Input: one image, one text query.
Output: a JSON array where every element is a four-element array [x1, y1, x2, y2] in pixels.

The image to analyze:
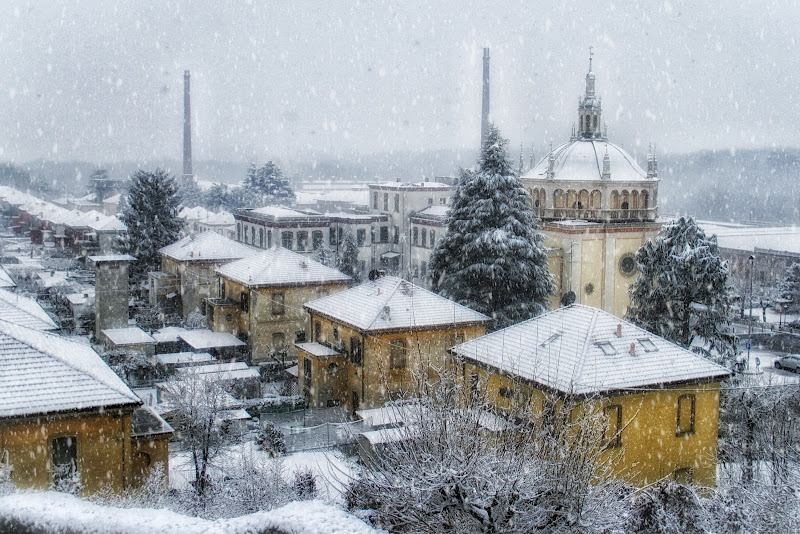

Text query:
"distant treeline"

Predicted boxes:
[[4, 147, 800, 224]]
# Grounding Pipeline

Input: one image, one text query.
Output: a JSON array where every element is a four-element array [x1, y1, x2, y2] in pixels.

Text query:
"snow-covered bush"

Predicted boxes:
[[293, 468, 317, 500], [51, 463, 81, 495], [256, 422, 287, 457], [626, 481, 705, 534]]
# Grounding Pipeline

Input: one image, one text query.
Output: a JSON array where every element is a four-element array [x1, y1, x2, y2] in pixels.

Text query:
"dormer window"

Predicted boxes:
[[638, 338, 658, 352], [541, 332, 562, 347], [596, 341, 616, 356]]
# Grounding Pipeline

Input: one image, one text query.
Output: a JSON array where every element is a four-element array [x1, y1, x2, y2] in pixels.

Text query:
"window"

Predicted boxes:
[[243, 225, 249, 243], [333, 327, 339, 342], [469, 372, 480, 403], [220, 281, 226, 298], [272, 292, 285, 315], [412, 227, 419, 245], [677, 394, 696, 436], [383, 193, 389, 211], [303, 358, 312, 395], [373, 192, 379, 209], [394, 194, 400, 212], [267, 230, 272, 248], [452, 332, 465, 345], [350, 336, 363, 365], [295, 331, 306, 343], [604, 404, 622, 448], [390, 339, 407, 369], [393, 226, 399, 244], [440, 197, 447, 205], [251, 226, 255, 244], [428, 197, 433, 205], [258, 228, 264, 247], [430, 230, 435, 247], [281, 231, 293, 250], [421, 229, 427, 248], [314, 321, 321, 342], [357, 229, 366, 246], [240, 292, 249, 312], [420, 261, 427, 278], [596, 341, 616, 355], [272, 332, 286, 351], [297, 231, 308, 251], [237, 223, 241, 241], [379, 226, 389, 243], [637, 338, 658, 352], [52, 436, 78, 488], [541, 332, 562, 347], [412, 261, 419, 277], [329, 227, 337, 245], [312, 231, 323, 250]]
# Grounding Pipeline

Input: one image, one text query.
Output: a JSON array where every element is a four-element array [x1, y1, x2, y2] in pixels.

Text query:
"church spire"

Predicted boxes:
[[578, 46, 602, 140]]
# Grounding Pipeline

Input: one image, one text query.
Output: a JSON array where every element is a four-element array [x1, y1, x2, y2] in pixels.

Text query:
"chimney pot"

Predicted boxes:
[[615, 324, 622, 337], [629, 342, 636, 356]]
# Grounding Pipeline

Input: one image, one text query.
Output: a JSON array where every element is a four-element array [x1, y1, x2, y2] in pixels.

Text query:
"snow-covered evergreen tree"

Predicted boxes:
[[627, 216, 735, 361], [428, 125, 554, 329], [314, 244, 335, 268], [778, 262, 800, 310], [244, 161, 295, 207], [118, 169, 183, 282], [178, 178, 204, 208], [338, 231, 361, 282]]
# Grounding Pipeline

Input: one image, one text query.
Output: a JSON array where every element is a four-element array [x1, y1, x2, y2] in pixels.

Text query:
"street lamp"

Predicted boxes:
[[747, 254, 755, 370]]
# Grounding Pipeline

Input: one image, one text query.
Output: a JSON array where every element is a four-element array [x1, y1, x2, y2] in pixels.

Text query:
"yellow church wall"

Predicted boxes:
[[612, 235, 648, 317], [0, 408, 136, 495], [458, 358, 722, 488], [580, 238, 605, 309]]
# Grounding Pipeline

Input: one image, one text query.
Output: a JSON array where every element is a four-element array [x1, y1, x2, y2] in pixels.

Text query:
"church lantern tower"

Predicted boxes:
[[578, 47, 604, 140]]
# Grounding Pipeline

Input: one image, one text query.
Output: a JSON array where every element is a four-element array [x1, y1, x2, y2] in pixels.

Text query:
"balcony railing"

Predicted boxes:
[[533, 207, 657, 222]]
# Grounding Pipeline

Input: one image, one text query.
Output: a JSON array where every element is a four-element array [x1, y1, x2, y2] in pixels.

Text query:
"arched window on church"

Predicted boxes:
[[631, 190, 640, 210], [611, 191, 620, 210], [540, 189, 546, 209], [580, 116, 584, 131], [554, 189, 565, 209], [641, 191, 649, 209], [532, 188, 540, 208], [593, 115, 598, 129], [621, 190, 630, 211], [567, 190, 577, 210], [591, 190, 602, 209], [578, 190, 589, 210]]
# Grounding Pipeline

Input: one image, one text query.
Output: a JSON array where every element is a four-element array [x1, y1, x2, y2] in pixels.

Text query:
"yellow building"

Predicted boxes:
[[207, 247, 351, 364], [298, 276, 490, 411], [521, 54, 661, 318], [152, 231, 257, 318], [450, 304, 731, 488], [0, 320, 172, 495]]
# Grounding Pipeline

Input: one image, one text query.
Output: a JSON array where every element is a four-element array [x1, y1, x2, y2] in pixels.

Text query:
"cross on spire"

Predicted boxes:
[[589, 46, 594, 71]]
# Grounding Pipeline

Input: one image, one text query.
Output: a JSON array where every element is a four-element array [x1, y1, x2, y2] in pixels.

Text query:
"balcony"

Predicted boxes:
[[533, 207, 657, 223]]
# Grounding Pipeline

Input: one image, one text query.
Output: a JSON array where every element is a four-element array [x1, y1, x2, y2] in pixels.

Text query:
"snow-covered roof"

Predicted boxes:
[[89, 254, 136, 263], [696, 220, 800, 256], [0, 266, 16, 288], [305, 276, 490, 333], [179, 206, 211, 221], [102, 327, 157, 346], [87, 214, 126, 232], [178, 329, 247, 350], [0, 288, 58, 331], [523, 140, 650, 183], [131, 406, 173, 437], [0, 320, 140, 418], [65, 289, 94, 306], [151, 326, 189, 344], [368, 181, 454, 191], [175, 361, 258, 381], [216, 247, 351, 288], [244, 206, 324, 219], [36, 271, 70, 288], [156, 352, 216, 366], [295, 342, 342, 358], [159, 231, 257, 262], [103, 193, 121, 203], [451, 304, 730, 395]]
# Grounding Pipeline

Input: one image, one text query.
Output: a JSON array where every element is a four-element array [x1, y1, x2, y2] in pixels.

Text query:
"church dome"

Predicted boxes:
[[523, 139, 650, 183]]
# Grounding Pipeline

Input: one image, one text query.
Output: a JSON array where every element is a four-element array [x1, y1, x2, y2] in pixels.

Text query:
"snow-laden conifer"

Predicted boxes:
[[778, 262, 800, 311], [118, 168, 183, 282], [627, 216, 734, 361], [429, 125, 553, 329], [244, 161, 296, 207], [338, 230, 361, 282]]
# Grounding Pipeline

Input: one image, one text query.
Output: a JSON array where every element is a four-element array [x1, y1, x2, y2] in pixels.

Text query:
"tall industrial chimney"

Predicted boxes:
[[183, 70, 193, 183], [481, 48, 490, 150]]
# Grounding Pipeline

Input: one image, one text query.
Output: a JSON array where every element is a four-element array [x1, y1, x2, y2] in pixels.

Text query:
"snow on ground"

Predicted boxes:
[[170, 442, 355, 504], [0, 491, 376, 534]]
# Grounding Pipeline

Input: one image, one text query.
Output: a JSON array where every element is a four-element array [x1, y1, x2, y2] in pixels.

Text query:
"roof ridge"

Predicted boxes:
[[365, 278, 402, 330], [572, 306, 599, 390]]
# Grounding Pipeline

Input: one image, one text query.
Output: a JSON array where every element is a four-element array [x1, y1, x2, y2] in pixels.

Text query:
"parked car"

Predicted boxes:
[[774, 355, 800, 372], [786, 320, 800, 330]]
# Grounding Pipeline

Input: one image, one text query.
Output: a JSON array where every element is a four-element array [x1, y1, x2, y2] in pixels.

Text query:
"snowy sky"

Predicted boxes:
[[2, 0, 799, 164]]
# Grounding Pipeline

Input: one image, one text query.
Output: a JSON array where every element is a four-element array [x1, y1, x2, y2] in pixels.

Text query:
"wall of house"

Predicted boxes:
[[0, 409, 136, 495], [175, 261, 224, 318], [94, 260, 130, 340], [217, 278, 349, 364], [303, 314, 486, 411], [130, 434, 170, 488], [460, 358, 722, 488]]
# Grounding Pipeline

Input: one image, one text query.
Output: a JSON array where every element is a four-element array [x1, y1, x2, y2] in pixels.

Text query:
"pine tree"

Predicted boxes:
[[118, 169, 183, 282], [429, 125, 554, 329], [778, 262, 800, 311], [627, 216, 735, 362], [178, 178, 204, 208], [244, 161, 296, 206], [314, 244, 336, 268], [338, 231, 361, 282]]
